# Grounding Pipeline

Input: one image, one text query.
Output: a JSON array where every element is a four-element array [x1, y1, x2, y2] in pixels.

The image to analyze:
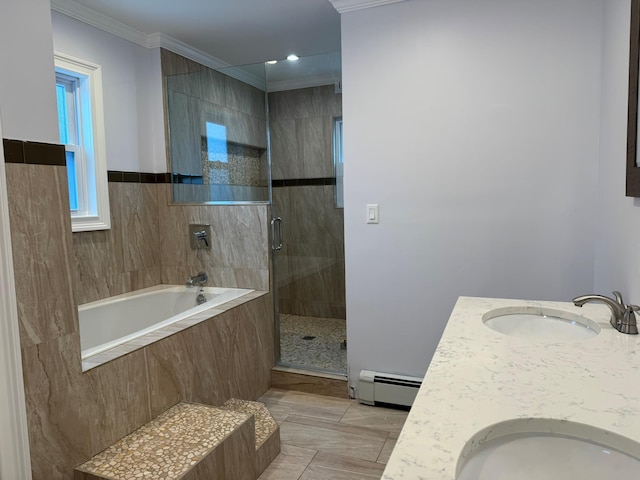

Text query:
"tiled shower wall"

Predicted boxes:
[[74, 179, 270, 305], [269, 85, 345, 319], [162, 49, 269, 203], [4, 141, 274, 480]]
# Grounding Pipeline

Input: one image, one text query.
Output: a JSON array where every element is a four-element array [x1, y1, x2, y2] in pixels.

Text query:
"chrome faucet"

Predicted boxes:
[[186, 272, 208, 288], [573, 291, 639, 334]]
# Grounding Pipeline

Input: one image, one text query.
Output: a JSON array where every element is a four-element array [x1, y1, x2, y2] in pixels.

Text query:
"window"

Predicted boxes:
[[54, 52, 110, 231]]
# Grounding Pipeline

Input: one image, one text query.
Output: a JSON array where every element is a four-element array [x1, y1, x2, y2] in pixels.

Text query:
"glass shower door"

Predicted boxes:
[[267, 54, 345, 374], [271, 178, 346, 374]]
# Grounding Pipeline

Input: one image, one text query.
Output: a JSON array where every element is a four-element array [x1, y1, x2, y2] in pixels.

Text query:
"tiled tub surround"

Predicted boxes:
[[383, 297, 640, 479], [5, 147, 275, 479], [79, 286, 261, 371], [73, 180, 269, 306]]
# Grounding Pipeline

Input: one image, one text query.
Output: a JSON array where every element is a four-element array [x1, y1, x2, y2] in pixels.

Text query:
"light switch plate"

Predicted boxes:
[[366, 204, 379, 224]]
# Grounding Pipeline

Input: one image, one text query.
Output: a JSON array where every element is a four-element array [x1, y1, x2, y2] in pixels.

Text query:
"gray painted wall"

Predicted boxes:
[[594, 2, 640, 302], [341, 0, 604, 389]]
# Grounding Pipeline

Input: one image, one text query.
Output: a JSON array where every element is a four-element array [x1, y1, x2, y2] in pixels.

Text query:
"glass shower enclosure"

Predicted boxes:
[[267, 52, 346, 375], [164, 52, 345, 375]]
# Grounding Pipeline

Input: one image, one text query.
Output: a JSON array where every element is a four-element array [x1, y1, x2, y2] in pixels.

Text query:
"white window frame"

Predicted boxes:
[[54, 52, 110, 232]]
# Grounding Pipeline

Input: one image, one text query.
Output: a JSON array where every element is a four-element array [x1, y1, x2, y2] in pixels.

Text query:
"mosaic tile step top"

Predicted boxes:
[[75, 402, 251, 480], [221, 399, 279, 448]]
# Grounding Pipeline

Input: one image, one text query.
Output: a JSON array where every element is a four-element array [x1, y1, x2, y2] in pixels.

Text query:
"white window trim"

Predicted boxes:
[[54, 51, 110, 232]]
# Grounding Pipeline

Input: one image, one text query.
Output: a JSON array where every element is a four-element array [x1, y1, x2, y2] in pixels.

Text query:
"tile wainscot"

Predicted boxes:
[[383, 296, 640, 479]]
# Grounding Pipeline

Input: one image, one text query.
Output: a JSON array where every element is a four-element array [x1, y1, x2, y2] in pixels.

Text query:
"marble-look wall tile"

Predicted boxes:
[[167, 91, 202, 175], [130, 266, 162, 291], [7, 151, 272, 480], [226, 74, 266, 120], [73, 183, 161, 305], [219, 417, 256, 480], [298, 116, 334, 179], [6, 164, 78, 348], [274, 185, 345, 319], [161, 265, 269, 291], [146, 294, 274, 417], [268, 88, 309, 120], [73, 183, 124, 295], [119, 183, 160, 271], [270, 119, 299, 181], [268, 86, 341, 121], [165, 49, 268, 167], [161, 48, 203, 76], [21, 333, 152, 480], [268, 85, 341, 181], [201, 68, 227, 107], [72, 271, 132, 306], [222, 105, 268, 149], [158, 185, 269, 291]]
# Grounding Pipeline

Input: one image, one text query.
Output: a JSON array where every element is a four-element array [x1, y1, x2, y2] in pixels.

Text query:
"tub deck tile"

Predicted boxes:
[[81, 290, 268, 371]]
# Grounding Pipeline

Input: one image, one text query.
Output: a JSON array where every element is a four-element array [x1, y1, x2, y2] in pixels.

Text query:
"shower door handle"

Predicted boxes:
[[271, 217, 283, 251]]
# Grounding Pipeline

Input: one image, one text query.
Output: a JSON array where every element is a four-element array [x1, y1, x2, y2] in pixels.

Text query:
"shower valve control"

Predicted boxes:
[[366, 204, 379, 224], [189, 224, 212, 249]]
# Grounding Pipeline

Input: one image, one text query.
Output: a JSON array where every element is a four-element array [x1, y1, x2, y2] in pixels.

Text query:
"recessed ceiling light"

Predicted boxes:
[[266, 60, 277, 64], [287, 54, 299, 61]]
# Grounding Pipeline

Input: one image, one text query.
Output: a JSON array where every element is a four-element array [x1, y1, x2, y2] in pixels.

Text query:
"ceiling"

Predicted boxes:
[[58, 0, 342, 67]]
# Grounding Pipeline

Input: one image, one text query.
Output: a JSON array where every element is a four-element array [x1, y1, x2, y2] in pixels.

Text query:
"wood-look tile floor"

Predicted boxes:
[[257, 388, 408, 479]]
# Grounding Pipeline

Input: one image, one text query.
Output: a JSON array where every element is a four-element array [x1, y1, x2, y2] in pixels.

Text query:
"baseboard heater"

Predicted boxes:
[[358, 370, 423, 409]]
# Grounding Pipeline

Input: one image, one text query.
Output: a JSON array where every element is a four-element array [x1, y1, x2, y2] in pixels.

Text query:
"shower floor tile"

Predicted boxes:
[[279, 314, 347, 373]]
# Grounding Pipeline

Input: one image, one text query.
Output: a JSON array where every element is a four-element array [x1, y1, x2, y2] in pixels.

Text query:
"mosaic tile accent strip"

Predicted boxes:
[[222, 399, 279, 448], [75, 403, 249, 480]]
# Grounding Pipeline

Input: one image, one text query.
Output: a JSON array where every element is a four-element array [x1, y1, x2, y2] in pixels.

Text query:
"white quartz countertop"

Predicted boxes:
[[382, 296, 640, 479]]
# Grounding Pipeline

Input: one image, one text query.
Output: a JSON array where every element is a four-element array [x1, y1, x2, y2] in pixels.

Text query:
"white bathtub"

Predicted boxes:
[[78, 285, 254, 360]]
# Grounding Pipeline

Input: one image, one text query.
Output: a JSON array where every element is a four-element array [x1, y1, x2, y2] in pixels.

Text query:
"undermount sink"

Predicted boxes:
[[483, 306, 600, 340], [457, 419, 640, 480]]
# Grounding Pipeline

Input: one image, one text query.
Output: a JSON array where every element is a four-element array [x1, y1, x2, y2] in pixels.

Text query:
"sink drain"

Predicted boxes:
[[302, 335, 316, 340]]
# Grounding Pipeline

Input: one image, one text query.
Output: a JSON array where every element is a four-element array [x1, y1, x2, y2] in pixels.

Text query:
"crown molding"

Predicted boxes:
[[329, 0, 407, 14], [147, 33, 229, 69], [51, 0, 148, 47], [51, 0, 231, 72]]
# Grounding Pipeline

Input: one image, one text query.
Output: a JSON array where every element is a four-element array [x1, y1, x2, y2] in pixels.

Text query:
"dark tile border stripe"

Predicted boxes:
[[3, 139, 171, 183], [107, 171, 171, 183], [272, 177, 336, 188], [3, 138, 65, 166]]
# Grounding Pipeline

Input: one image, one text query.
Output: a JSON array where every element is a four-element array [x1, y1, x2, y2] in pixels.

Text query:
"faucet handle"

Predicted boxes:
[[613, 291, 625, 306], [621, 304, 639, 335]]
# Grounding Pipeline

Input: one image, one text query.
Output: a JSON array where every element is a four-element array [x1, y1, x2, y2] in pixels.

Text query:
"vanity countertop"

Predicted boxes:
[[382, 296, 640, 479]]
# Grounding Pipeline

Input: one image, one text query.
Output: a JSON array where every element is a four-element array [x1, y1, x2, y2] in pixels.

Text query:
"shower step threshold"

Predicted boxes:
[[74, 401, 279, 480], [271, 366, 349, 399]]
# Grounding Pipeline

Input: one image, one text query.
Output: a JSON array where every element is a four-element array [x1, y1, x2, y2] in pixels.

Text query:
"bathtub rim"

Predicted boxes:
[[78, 285, 264, 372]]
